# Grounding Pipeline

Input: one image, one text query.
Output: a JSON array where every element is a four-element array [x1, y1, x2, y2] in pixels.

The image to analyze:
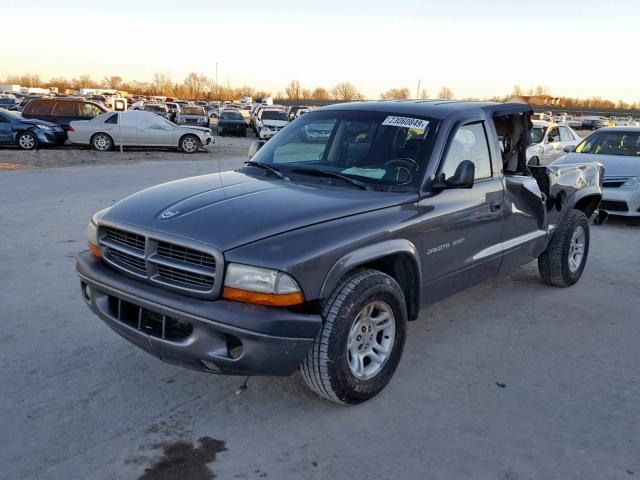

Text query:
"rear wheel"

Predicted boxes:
[[538, 209, 590, 287], [180, 134, 200, 153], [17, 131, 38, 150], [91, 133, 113, 151], [301, 269, 407, 405]]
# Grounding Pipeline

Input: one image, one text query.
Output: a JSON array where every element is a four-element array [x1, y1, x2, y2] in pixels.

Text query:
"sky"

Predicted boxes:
[[2, 0, 640, 102]]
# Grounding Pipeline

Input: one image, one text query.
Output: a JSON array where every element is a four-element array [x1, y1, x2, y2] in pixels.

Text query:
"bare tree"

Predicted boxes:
[[285, 80, 304, 100], [236, 85, 256, 98], [151, 73, 172, 95], [332, 82, 362, 101], [534, 85, 550, 96], [74, 75, 96, 89], [512, 84, 524, 96], [103, 76, 123, 90], [437, 86, 455, 99], [419, 89, 429, 100], [380, 87, 411, 100], [311, 87, 331, 100], [183, 72, 207, 98]]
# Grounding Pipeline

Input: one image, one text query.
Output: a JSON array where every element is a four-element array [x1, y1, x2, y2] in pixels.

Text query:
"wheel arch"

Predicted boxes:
[[319, 239, 422, 321], [572, 191, 602, 218]]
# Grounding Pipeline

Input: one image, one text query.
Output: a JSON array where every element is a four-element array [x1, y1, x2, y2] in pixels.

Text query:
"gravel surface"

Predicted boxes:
[[0, 133, 255, 169]]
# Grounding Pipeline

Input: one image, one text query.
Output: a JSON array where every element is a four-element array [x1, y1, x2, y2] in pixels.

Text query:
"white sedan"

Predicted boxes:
[[527, 121, 582, 166], [68, 110, 213, 153]]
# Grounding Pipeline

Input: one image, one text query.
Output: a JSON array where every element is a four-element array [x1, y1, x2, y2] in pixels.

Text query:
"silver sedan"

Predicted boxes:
[[553, 127, 640, 216], [68, 110, 213, 153]]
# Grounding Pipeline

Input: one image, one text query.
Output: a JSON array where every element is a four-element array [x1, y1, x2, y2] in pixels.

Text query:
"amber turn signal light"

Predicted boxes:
[[89, 242, 101, 258], [222, 287, 304, 307]]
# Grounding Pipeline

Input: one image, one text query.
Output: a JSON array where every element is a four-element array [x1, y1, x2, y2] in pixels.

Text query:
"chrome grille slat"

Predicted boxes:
[[156, 241, 215, 268], [148, 253, 215, 277], [155, 265, 214, 289], [98, 226, 219, 298], [104, 227, 145, 251]]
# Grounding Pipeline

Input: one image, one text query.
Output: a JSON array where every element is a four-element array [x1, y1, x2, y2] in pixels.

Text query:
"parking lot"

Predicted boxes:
[[1, 145, 639, 479]]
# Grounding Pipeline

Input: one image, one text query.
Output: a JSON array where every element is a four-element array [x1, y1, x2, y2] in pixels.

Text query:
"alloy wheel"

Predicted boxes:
[[347, 301, 396, 380]]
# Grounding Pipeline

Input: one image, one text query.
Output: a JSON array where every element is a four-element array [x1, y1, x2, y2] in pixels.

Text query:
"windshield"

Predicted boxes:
[[146, 105, 165, 112], [181, 106, 204, 115], [530, 127, 545, 144], [250, 110, 437, 188], [221, 111, 243, 120], [262, 110, 288, 121], [575, 131, 640, 157]]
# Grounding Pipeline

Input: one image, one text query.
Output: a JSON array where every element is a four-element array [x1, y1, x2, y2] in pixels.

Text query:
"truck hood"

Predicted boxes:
[[556, 153, 640, 178], [102, 170, 417, 251]]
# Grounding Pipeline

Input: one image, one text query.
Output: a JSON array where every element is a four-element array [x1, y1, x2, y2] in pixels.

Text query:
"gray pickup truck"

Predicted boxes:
[[77, 101, 604, 404]]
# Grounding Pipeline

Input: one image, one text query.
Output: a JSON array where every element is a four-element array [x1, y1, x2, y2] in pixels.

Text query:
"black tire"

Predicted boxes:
[[179, 134, 200, 153], [16, 131, 38, 150], [538, 209, 590, 287], [91, 133, 113, 152], [301, 269, 407, 405]]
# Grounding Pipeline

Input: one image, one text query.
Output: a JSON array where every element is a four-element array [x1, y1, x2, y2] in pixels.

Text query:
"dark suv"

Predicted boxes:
[[77, 101, 604, 404], [22, 98, 108, 130]]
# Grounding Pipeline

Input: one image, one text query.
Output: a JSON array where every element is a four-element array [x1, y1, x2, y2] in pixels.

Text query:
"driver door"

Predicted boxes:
[[138, 115, 173, 146], [419, 121, 504, 304]]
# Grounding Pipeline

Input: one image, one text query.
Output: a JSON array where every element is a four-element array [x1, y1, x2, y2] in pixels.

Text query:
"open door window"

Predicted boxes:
[[490, 104, 533, 175]]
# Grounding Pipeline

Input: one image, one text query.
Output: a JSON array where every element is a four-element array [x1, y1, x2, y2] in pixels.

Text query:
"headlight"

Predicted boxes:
[[623, 176, 640, 187], [35, 124, 51, 130], [87, 208, 110, 257], [222, 263, 304, 307]]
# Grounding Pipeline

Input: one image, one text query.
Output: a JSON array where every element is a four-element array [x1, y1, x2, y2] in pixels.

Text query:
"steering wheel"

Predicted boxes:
[[383, 158, 419, 171], [382, 158, 419, 185]]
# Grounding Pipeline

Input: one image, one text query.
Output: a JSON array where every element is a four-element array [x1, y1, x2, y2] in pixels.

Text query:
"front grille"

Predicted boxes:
[[109, 249, 146, 272], [107, 295, 193, 341], [157, 241, 215, 268], [156, 265, 214, 289], [104, 227, 145, 251], [99, 226, 220, 298], [600, 200, 629, 212]]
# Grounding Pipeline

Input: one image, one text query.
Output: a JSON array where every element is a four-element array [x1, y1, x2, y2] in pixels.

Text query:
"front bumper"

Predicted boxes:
[[76, 253, 321, 375], [601, 187, 640, 217], [35, 128, 66, 145], [259, 129, 276, 140]]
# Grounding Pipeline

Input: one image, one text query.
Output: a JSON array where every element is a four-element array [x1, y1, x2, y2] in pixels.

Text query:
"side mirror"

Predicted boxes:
[[563, 145, 575, 153], [432, 160, 475, 190], [248, 140, 266, 159]]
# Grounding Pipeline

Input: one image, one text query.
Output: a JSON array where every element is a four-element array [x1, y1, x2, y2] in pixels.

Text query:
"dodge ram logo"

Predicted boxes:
[[160, 209, 180, 219]]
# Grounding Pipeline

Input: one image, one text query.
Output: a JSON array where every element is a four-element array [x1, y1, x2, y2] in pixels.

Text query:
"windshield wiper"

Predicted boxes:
[[291, 168, 372, 190], [245, 161, 288, 180]]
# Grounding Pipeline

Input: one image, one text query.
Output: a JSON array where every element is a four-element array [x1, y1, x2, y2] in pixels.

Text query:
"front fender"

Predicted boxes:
[[319, 239, 421, 299]]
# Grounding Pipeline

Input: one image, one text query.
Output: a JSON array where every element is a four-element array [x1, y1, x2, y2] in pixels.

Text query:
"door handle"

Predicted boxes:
[[490, 201, 502, 212]]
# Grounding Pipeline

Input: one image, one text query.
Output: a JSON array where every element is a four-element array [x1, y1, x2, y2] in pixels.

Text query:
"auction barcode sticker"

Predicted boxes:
[[382, 116, 429, 130]]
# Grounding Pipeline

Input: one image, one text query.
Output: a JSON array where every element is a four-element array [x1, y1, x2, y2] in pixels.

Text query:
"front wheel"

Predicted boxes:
[[180, 134, 200, 153], [538, 209, 590, 287], [301, 269, 407, 405], [17, 131, 38, 150]]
